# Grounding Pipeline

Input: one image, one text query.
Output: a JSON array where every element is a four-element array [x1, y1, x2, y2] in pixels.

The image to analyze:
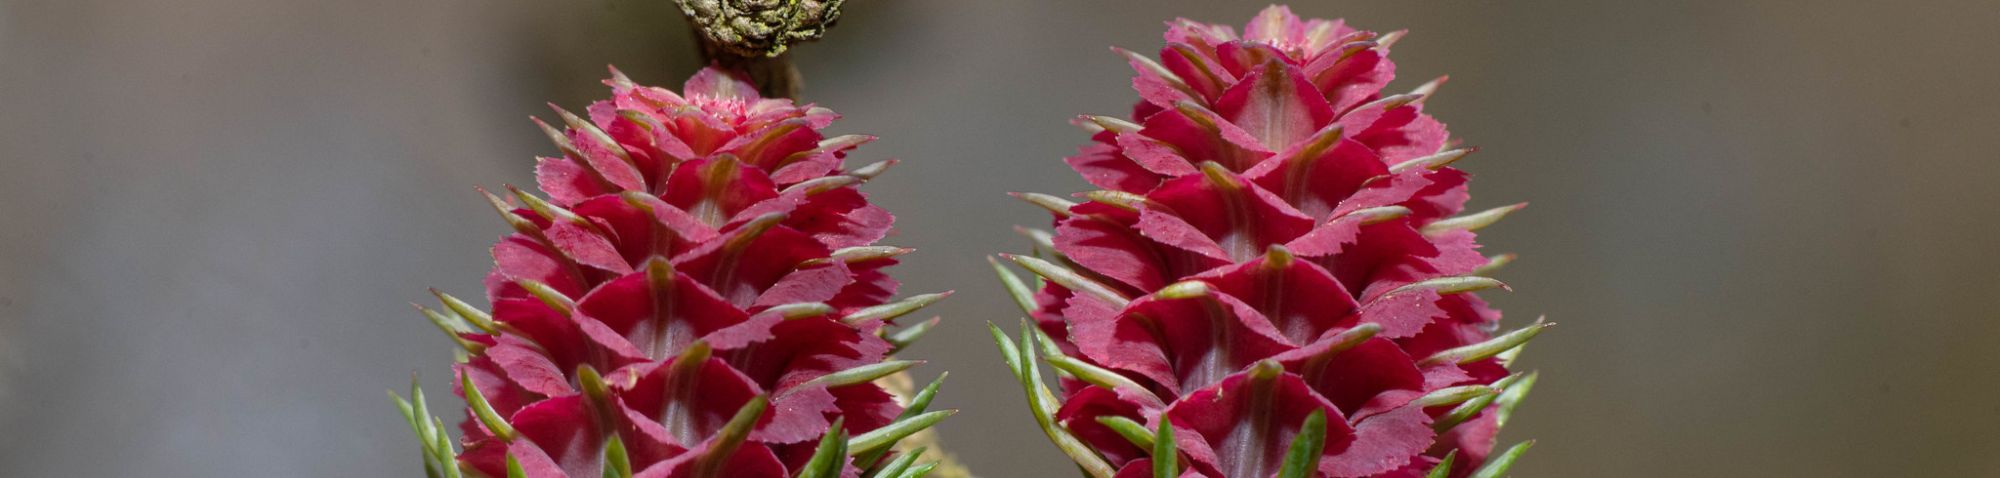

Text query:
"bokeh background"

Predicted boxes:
[[4, 0, 1998, 475]]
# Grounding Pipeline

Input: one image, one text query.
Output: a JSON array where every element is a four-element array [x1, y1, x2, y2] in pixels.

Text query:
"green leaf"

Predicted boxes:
[[1013, 321, 1117, 478], [1112, 46, 1189, 95], [1469, 253, 1517, 277], [1276, 410, 1327, 478], [1012, 191, 1079, 216], [870, 446, 925, 478], [505, 454, 527, 478], [825, 245, 912, 266], [1094, 416, 1155, 450], [507, 184, 585, 225], [1389, 147, 1472, 173], [904, 372, 947, 418], [392, 374, 460, 478], [1435, 374, 1526, 432], [1495, 340, 1526, 368], [797, 417, 848, 478], [853, 373, 945, 470], [409, 376, 434, 444], [886, 317, 941, 353], [992, 258, 1040, 318], [1468, 440, 1534, 478], [1082, 190, 1148, 212], [717, 212, 788, 259], [849, 410, 956, 456], [514, 279, 576, 316], [1385, 276, 1506, 298], [416, 304, 485, 352], [1030, 322, 1066, 360], [805, 360, 922, 388], [1045, 355, 1162, 405], [1278, 323, 1381, 374], [843, 292, 951, 325], [1420, 318, 1549, 366], [1247, 358, 1283, 381], [1004, 254, 1129, 307], [1495, 371, 1540, 429], [848, 159, 895, 179], [1152, 417, 1178, 478], [479, 187, 544, 237], [1421, 203, 1527, 235], [898, 462, 939, 478], [1150, 280, 1209, 300], [431, 415, 462, 478], [693, 395, 769, 478], [577, 365, 612, 403], [390, 392, 423, 448], [462, 373, 518, 441], [1194, 160, 1244, 191], [530, 115, 589, 171], [1335, 205, 1413, 225], [1260, 244, 1296, 270], [1016, 321, 1058, 421], [666, 340, 714, 382], [408, 411, 444, 478], [1077, 114, 1143, 134], [550, 106, 634, 171], [763, 301, 835, 320], [432, 290, 498, 334], [1413, 385, 1499, 409], [989, 322, 1024, 379], [790, 172, 867, 196], [602, 434, 632, 478], [1425, 451, 1458, 478]]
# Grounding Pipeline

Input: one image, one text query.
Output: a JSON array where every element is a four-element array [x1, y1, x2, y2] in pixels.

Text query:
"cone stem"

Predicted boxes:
[[674, 0, 844, 99], [696, 41, 800, 99]]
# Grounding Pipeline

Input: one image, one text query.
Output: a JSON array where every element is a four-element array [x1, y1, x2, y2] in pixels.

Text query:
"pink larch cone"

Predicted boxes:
[[394, 67, 953, 478], [991, 6, 1543, 478]]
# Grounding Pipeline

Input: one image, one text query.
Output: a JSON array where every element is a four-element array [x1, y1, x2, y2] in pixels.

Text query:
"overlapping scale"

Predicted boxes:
[[997, 7, 1542, 478], [399, 67, 949, 478]]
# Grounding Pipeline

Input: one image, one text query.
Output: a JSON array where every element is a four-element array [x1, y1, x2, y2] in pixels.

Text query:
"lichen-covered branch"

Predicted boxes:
[[675, 0, 846, 98]]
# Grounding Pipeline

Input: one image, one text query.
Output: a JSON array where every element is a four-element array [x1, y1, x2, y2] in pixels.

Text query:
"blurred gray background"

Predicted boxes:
[[4, 0, 1998, 476]]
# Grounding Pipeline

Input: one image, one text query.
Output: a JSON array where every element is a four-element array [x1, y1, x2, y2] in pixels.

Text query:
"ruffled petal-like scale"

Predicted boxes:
[[447, 67, 932, 477], [1021, 6, 1526, 477]]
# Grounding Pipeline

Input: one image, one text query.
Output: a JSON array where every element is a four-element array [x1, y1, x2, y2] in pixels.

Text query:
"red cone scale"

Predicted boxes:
[[396, 67, 951, 478], [993, 6, 1542, 478]]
